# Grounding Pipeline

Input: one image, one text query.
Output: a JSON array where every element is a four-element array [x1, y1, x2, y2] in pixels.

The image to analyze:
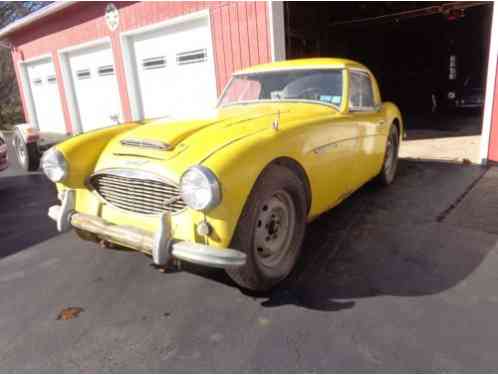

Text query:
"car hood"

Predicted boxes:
[[96, 102, 332, 175], [115, 106, 280, 149]]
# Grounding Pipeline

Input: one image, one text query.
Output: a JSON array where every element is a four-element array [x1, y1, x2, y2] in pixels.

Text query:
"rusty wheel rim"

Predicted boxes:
[[254, 190, 296, 269]]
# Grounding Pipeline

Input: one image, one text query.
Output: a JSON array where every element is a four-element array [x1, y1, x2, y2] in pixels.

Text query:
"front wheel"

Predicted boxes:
[[226, 164, 307, 291], [376, 124, 400, 186]]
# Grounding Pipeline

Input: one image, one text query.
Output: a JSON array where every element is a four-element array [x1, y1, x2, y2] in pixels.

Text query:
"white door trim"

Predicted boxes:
[[19, 53, 53, 65], [268, 0, 286, 61], [120, 9, 211, 38], [120, 9, 216, 121], [58, 36, 112, 55], [18, 54, 54, 130], [58, 37, 122, 133], [120, 29, 142, 121], [480, 1, 498, 164]]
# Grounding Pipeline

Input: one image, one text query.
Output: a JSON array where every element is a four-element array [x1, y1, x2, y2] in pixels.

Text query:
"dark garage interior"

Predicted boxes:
[[285, 2, 493, 163]]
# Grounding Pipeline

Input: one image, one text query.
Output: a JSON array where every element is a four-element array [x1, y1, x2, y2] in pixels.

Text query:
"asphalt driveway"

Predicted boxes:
[[1, 138, 497, 371]]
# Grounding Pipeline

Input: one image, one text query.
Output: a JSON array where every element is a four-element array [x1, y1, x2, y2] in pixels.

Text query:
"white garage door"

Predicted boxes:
[[25, 58, 66, 134], [66, 43, 122, 132], [129, 16, 217, 119]]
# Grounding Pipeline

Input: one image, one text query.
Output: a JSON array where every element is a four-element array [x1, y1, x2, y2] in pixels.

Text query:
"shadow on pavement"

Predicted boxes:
[[182, 159, 492, 312], [0, 174, 58, 258]]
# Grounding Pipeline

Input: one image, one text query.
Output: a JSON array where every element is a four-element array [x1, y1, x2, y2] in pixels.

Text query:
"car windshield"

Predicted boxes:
[[218, 69, 343, 109]]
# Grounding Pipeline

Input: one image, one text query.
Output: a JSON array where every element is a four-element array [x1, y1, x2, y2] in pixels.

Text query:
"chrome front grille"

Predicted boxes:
[[89, 170, 186, 215]]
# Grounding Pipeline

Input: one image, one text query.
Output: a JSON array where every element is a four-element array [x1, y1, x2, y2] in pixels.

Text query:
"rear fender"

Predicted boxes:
[[382, 102, 404, 138]]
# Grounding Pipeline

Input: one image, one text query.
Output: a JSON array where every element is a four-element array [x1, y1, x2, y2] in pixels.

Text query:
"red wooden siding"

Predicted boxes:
[[488, 66, 498, 162], [8, 1, 271, 133]]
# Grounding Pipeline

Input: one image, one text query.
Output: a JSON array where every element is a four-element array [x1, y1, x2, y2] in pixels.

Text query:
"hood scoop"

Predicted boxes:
[[120, 138, 173, 151]]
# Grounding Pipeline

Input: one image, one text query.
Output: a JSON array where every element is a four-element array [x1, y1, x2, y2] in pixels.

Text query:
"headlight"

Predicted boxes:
[[180, 166, 221, 211], [41, 147, 69, 182]]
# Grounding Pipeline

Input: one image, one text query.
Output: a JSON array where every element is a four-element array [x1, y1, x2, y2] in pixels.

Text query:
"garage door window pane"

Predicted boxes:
[[76, 69, 91, 80], [350, 71, 375, 110], [98, 65, 114, 76], [177, 49, 207, 65], [143, 57, 166, 70]]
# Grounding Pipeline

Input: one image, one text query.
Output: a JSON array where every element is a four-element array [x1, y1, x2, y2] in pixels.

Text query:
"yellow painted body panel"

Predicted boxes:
[[54, 58, 403, 251]]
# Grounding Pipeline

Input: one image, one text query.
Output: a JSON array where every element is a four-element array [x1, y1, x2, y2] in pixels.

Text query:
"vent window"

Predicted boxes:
[[98, 65, 114, 76], [142, 57, 166, 70], [177, 49, 207, 65], [76, 69, 91, 80], [47, 75, 56, 84]]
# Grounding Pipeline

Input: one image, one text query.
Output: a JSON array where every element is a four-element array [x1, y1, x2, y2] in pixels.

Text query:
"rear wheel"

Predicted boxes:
[[13, 130, 40, 171], [376, 124, 399, 185], [226, 165, 307, 291]]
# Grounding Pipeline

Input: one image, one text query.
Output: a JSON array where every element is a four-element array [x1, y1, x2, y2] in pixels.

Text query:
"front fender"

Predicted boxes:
[[201, 128, 305, 248], [56, 123, 140, 189]]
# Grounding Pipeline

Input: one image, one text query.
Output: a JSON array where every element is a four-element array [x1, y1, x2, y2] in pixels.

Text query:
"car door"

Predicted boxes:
[[348, 70, 387, 188], [306, 113, 360, 213], [295, 69, 361, 214]]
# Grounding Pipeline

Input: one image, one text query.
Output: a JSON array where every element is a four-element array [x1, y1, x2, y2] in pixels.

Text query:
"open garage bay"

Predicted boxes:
[[286, 2, 491, 164]]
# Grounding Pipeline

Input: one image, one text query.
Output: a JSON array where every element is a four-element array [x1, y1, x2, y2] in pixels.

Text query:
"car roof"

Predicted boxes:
[[235, 58, 368, 75]]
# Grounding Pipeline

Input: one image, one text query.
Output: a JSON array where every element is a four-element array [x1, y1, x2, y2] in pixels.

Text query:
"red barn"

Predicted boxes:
[[0, 1, 497, 165]]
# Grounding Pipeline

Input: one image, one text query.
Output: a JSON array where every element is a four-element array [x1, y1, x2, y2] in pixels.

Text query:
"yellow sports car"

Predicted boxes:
[[43, 58, 402, 291]]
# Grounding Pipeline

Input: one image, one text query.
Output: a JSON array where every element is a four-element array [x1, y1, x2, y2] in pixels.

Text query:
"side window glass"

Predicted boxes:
[[349, 73, 362, 108], [362, 75, 375, 108], [349, 71, 375, 110]]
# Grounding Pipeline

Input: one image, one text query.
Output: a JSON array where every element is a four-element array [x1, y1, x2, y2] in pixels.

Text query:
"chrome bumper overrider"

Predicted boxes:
[[48, 190, 246, 268]]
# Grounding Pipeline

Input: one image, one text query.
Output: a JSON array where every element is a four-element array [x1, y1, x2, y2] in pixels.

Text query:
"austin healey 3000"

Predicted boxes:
[[43, 58, 402, 291]]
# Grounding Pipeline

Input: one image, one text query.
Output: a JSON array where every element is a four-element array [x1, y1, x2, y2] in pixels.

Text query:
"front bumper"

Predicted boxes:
[[48, 190, 246, 268]]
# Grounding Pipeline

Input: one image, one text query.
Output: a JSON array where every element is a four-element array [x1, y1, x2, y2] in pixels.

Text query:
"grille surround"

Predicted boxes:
[[89, 169, 186, 216]]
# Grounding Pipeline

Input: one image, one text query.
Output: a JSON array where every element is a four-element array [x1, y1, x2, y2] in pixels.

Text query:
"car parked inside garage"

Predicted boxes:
[[43, 58, 402, 291]]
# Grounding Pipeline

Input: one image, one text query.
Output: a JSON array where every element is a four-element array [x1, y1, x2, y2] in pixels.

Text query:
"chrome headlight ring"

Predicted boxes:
[[41, 147, 69, 183], [180, 165, 221, 211]]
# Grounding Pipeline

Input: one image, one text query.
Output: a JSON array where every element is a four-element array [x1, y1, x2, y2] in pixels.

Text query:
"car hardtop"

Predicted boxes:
[[235, 58, 370, 76]]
